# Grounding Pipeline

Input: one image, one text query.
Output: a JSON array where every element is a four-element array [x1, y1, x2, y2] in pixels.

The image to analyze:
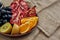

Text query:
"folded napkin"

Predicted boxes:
[[25, 0, 59, 37]]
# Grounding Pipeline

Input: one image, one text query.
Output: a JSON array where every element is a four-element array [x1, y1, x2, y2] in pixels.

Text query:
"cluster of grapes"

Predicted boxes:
[[0, 2, 12, 26]]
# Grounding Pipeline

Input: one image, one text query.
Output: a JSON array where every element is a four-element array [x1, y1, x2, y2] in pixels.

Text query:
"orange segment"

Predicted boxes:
[[21, 18, 28, 24], [21, 16, 38, 24], [19, 16, 38, 34], [19, 22, 30, 34], [29, 17, 38, 29]]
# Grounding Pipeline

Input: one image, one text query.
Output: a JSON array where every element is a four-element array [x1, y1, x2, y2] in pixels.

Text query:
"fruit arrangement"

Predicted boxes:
[[0, 0, 38, 36]]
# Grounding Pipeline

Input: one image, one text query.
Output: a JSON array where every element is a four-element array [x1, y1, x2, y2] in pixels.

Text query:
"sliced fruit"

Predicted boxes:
[[20, 16, 38, 34], [0, 22, 12, 34], [29, 17, 38, 29], [19, 22, 30, 34], [21, 16, 38, 24], [21, 18, 28, 24], [11, 24, 20, 35]]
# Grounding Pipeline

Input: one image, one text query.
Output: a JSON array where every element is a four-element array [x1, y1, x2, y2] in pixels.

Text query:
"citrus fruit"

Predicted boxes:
[[19, 22, 30, 34], [19, 16, 38, 34], [0, 22, 12, 34], [21, 16, 38, 24], [11, 24, 20, 35], [29, 17, 38, 29], [21, 18, 28, 24]]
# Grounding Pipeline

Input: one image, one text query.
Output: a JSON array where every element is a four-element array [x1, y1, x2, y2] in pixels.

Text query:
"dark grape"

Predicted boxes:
[[0, 12, 2, 17], [1, 10, 12, 15], [2, 6, 12, 11], [0, 8, 2, 11], [0, 21, 3, 26], [0, 19, 3, 22], [0, 6, 12, 26], [2, 19, 8, 24], [2, 15, 8, 19], [1, 9, 7, 14], [0, 8, 2, 19], [6, 11, 12, 15], [0, 19, 3, 26], [0, 2, 2, 8], [7, 15, 12, 20], [8, 15, 12, 19]]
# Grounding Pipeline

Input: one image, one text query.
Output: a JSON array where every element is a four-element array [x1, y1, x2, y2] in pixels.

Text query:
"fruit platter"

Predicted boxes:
[[0, 0, 38, 37]]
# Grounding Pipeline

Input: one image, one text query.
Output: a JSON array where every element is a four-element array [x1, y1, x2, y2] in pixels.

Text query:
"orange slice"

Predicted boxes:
[[29, 17, 38, 29], [19, 22, 30, 34], [21, 16, 38, 24], [21, 18, 28, 24], [19, 16, 38, 34]]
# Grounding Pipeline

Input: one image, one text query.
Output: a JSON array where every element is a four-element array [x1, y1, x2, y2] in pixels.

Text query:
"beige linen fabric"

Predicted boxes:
[[37, 0, 60, 36], [1, 0, 13, 6], [25, 0, 57, 13]]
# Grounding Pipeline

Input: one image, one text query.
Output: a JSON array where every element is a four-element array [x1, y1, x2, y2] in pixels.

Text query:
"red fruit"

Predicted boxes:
[[10, 2, 17, 10], [28, 6, 36, 17], [25, 6, 36, 17], [10, 0, 36, 26], [10, 7, 22, 25], [20, 1, 29, 11]]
